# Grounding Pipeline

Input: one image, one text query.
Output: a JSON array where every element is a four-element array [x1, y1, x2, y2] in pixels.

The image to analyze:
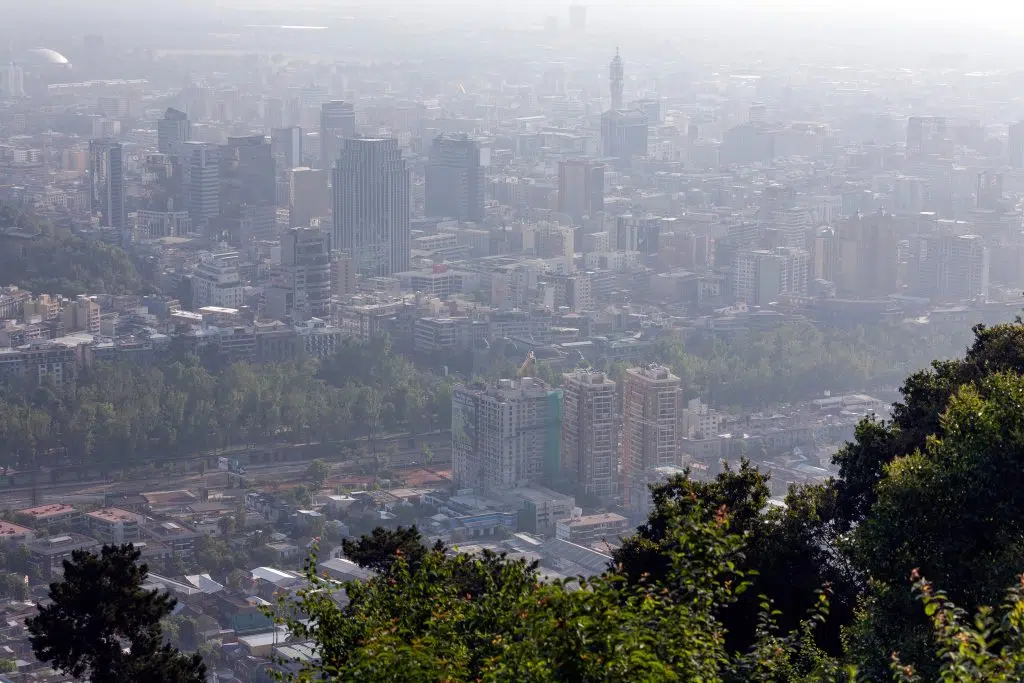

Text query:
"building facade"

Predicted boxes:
[[557, 159, 604, 224], [88, 139, 125, 230], [331, 138, 411, 277], [452, 378, 563, 490], [622, 365, 683, 512], [561, 370, 618, 498], [425, 134, 486, 223], [320, 100, 356, 170]]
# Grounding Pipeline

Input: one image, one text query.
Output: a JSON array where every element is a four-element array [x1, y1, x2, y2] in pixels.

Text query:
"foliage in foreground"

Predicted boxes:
[[267, 321, 1024, 680], [26, 544, 205, 683]]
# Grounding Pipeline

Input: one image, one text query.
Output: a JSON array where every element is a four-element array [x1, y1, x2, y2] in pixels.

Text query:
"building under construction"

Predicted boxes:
[[452, 377, 562, 491]]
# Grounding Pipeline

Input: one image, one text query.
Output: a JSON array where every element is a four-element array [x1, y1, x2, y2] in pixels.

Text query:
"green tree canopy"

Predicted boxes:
[[26, 544, 205, 683]]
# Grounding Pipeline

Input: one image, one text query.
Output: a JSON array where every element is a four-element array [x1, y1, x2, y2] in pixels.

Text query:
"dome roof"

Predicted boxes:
[[24, 48, 71, 66]]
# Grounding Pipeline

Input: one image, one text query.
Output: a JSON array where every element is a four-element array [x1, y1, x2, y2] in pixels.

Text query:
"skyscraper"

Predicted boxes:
[[88, 140, 125, 230], [621, 365, 683, 512], [558, 159, 604, 224], [289, 167, 330, 229], [157, 108, 190, 157], [331, 138, 410, 277], [320, 100, 356, 170], [561, 369, 618, 498], [601, 110, 649, 160], [219, 135, 277, 244], [609, 48, 624, 112], [266, 227, 333, 321], [909, 233, 990, 302], [271, 126, 303, 174], [733, 247, 809, 305], [182, 141, 220, 231], [221, 135, 276, 210], [452, 378, 563, 490], [424, 134, 485, 222], [601, 49, 648, 162], [832, 212, 899, 298], [773, 206, 809, 249]]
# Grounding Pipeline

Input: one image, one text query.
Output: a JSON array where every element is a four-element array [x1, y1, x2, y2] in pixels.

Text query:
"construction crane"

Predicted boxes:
[[517, 350, 536, 378]]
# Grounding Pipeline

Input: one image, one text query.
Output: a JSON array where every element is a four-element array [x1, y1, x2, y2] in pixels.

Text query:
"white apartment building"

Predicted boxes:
[[192, 253, 244, 309]]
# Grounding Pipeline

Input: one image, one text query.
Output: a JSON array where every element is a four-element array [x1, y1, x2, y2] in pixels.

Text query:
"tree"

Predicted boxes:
[[271, 510, 845, 681], [305, 458, 331, 491], [422, 443, 434, 467], [892, 571, 1024, 683], [0, 571, 28, 601], [27, 544, 206, 683], [217, 514, 235, 538], [341, 526, 443, 574], [613, 461, 855, 656], [828, 323, 1024, 677]]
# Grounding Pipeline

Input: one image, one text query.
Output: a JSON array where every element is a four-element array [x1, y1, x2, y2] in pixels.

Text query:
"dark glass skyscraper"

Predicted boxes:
[[425, 134, 485, 223], [88, 140, 125, 230]]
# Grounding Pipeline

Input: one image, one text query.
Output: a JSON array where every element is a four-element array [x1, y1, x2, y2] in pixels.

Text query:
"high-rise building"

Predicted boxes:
[[601, 49, 648, 162], [558, 159, 604, 224], [220, 135, 276, 212], [601, 110, 648, 160], [812, 227, 839, 283], [157, 108, 190, 157], [2, 61, 24, 98], [909, 233, 990, 302], [331, 138, 411, 277], [733, 247, 809, 306], [1009, 122, 1024, 169], [561, 369, 617, 498], [622, 365, 683, 512], [609, 48, 624, 112], [452, 378, 563, 490], [266, 227, 332, 321], [272, 126, 303, 174], [219, 135, 277, 245], [424, 135, 485, 222], [182, 142, 220, 231], [320, 100, 356, 170], [192, 253, 243, 309], [289, 167, 329, 228], [833, 212, 899, 297], [88, 140, 125, 230], [773, 206, 809, 249]]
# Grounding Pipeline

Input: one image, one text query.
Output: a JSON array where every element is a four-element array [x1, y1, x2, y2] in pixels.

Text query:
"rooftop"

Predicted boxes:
[[0, 521, 32, 537], [561, 513, 629, 527], [87, 508, 140, 523], [18, 504, 76, 520]]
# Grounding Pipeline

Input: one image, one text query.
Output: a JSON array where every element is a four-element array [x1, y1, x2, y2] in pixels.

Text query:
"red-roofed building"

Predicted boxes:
[[86, 508, 142, 545], [0, 521, 34, 545], [16, 504, 79, 529]]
